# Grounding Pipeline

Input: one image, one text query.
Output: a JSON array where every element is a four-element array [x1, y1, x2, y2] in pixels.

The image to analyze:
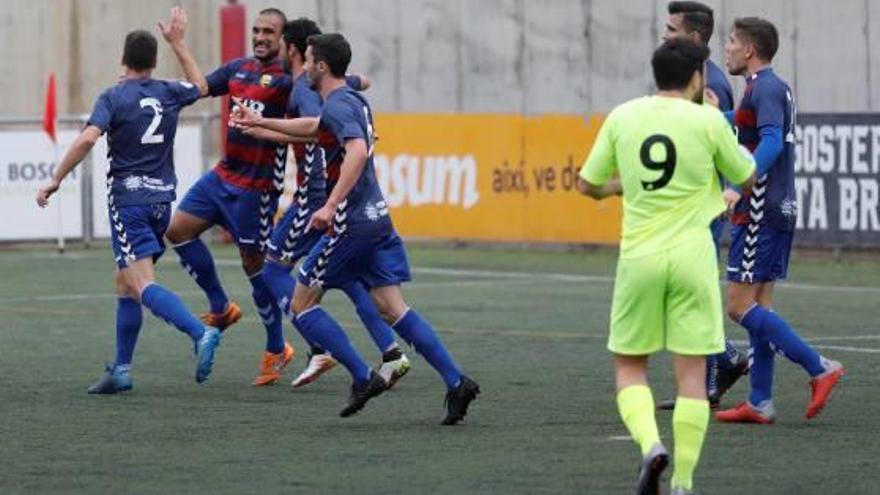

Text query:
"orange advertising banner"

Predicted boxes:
[[369, 113, 622, 245]]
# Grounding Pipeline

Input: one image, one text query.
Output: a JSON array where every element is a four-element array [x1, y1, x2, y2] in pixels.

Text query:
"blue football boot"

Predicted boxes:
[[87, 365, 133, 394], [195, 327, 222, 383]]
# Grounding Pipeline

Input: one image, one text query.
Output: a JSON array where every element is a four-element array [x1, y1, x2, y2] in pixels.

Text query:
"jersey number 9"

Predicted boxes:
[[639, 134, 676, 191]]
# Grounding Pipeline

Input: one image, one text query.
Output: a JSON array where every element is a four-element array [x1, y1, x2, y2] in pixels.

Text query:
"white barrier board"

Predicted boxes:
[[0, 130, 83, 240]]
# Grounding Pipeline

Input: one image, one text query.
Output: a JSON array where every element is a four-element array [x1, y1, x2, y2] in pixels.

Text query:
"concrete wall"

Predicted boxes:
[[1, 0, 877, 118]]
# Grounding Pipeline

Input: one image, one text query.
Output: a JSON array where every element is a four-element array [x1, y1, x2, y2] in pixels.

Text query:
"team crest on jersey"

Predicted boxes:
[[260, 74, 273, 87]]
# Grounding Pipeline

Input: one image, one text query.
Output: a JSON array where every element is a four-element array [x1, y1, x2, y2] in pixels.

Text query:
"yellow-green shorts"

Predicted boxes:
[[608, 235, 725, 356]]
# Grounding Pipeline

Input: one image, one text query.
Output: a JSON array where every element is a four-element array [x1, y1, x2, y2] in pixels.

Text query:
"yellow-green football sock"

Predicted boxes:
[[671, 396, 710, 491], [616, 385, 661, 456]]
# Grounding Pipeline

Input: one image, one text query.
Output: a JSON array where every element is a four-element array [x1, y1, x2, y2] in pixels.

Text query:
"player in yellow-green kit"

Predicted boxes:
[[577, 39, 756, 495]]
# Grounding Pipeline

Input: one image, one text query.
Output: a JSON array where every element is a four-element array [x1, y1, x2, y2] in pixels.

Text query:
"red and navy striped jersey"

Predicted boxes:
[[206, 57, 292, 193], [731, 68, 798, 232]]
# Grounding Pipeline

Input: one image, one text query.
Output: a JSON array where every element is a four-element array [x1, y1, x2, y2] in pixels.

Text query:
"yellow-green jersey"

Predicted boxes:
[[580, 96, 755, 258]]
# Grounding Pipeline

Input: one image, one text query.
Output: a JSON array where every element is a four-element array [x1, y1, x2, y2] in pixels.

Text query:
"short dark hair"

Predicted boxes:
[[122, 30, 157, 71], [652, 38, 709, 91], [259, 7, 287, 25], [284, 18, 321, 58], [733, 17, 779, 61], [307, 33, 351, 77], [668, 1, 714, 43]]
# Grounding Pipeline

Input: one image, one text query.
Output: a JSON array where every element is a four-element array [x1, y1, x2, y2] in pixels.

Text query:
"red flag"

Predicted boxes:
[[42, 73, 57, 143]]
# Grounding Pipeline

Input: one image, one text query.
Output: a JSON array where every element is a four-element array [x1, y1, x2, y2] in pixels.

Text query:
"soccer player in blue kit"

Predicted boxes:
[[255, 18, 412, 388], [233, 33, 480, 424], [714, 17, 845, 424], [159, 6, 297, 384], [658, 1, 749, 411], [36, 29, 222, 393]]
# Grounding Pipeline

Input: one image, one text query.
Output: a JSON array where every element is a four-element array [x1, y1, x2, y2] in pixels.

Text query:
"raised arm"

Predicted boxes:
[[36, 126, 102, 207], [159, 7, 209, 96]]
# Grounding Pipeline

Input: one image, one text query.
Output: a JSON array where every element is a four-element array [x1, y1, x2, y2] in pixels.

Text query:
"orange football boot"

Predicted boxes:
[[252, 342, 295, 386], [200, 301, 243, 332], [806, 361, 846, 419], [715, 402, 775, 424]]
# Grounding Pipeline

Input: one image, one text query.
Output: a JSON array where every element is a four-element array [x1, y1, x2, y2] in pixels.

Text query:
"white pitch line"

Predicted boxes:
[[0, 279, 520, 304], [812, 344, 880, 354]]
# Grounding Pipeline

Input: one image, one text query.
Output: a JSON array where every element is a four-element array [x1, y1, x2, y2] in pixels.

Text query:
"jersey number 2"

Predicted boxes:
[[139, 98, 164, 144], [639, 134, 676, 191]]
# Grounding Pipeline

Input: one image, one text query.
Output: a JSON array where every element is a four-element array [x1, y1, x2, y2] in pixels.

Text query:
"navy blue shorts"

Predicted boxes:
[[726, 223, 793, 283], [177, 170, 277, 251], [298, 232, 412, 290], [266, 202, 325, 264], [109, 202, 171, 269]]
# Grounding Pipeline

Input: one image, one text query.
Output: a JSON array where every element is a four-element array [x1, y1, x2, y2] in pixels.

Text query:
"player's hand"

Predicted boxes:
[[36, 179, 60, 208], [704, 88, 719, 108], [158, 6, 187, 45], [307, 204, 335, 232], [230, 97, 261, 128], [723, 187, 741, 215]]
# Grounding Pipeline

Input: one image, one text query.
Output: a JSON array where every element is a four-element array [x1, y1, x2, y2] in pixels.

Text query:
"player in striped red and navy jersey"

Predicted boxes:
[[714, 17, 845, 425], [159, 6, 295, 378]]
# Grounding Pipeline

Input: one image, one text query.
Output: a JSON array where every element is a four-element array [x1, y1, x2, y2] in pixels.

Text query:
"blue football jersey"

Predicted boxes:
[[286, 74, 366, 208], [88, 78, 201, 206], [731, 68, 798, 232], [318, 86, 392, 237], [706, 60, 734, 112]]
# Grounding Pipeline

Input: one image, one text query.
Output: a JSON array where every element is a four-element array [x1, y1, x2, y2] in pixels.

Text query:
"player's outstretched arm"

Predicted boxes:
[[36, 125, 102, 207], [231, 97, 319, 137], [159, 7, 208, 96], [576, 176, 622, 200], [307, 138, 369, 231], [243, 126, 317, 144]]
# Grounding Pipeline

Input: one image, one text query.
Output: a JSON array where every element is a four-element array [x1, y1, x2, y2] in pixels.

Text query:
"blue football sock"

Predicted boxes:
[[173, 239, 229, 314], [342, 282, 397, 353], [140, 284, 205, 342], [115, 297, 143, 367], [392, 309, 463, 389], [262, 260, 296, 316], [747, 333, 775, 405], [293, 307, 371, 383], [740, 304, 825, 377], [250, 271, 285, 354]]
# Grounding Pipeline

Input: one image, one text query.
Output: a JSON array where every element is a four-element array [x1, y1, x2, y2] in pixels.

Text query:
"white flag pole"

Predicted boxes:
[[54, 139, 65, 254]]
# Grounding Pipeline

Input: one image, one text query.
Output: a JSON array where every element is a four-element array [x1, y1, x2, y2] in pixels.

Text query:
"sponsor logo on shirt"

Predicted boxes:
[[781, 198, 798, 218], [122, 175, 173, 192], [364, 201, 389, 221]]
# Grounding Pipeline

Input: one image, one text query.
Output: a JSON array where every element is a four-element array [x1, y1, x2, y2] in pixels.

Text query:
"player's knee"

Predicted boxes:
[[165, 223, 190, 245], [240, 250, 264, 276], [114, 272, 135, 299], [725, 299, 749, 322], [291, 285, 320, 316]]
